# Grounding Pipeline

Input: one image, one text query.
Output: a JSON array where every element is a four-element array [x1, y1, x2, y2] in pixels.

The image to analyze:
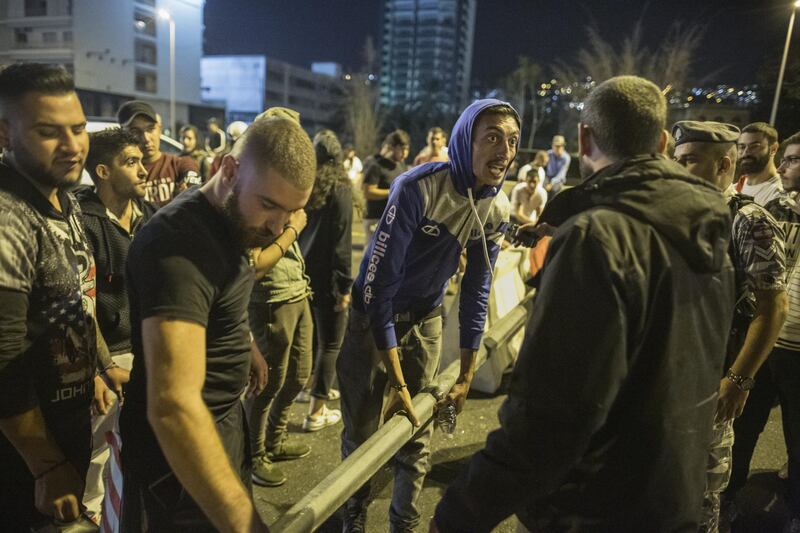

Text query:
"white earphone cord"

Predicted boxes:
[[466, 188, 493, 283]]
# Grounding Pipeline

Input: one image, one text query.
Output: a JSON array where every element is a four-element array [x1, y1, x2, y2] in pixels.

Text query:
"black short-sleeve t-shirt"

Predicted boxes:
[[363, 154, 406, 219], [120, 188, 253, 457]]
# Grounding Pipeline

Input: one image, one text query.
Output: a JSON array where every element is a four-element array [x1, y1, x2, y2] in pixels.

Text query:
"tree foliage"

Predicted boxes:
[[553, 18, 706, 93], [342, 37, 383, 157], [500, 57, 548, 149]]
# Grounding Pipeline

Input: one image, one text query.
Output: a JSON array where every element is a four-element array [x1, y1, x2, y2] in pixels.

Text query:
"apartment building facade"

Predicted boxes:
[[0, 0, 209, 129]]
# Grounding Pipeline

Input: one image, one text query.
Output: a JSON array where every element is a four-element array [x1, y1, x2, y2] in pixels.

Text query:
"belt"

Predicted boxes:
[[394, 305, 443, 324]]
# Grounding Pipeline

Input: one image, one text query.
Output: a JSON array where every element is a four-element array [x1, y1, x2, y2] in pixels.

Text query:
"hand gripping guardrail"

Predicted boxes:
[[270, 290, 535, 533]]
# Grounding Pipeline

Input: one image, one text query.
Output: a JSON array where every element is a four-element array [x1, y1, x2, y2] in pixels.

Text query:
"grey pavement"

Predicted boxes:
[[254, 386, 791, 532], [254, 215, 793, 532]]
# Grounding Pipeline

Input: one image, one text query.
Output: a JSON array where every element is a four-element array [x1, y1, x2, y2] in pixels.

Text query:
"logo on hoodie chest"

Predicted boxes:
[[421, 224, 440, 237]]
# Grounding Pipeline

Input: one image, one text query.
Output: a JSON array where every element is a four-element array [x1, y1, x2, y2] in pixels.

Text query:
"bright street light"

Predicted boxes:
[[770, 2, 800, 125], [158, 9, 176, 136]]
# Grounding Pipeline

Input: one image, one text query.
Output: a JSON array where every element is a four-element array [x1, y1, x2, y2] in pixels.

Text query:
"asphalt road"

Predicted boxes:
[[254, 389, 791, 532], [254, 216, 793, 532]]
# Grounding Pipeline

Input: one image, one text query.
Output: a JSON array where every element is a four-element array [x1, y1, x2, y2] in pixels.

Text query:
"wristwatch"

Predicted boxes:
[[726, 370, 755, 391]]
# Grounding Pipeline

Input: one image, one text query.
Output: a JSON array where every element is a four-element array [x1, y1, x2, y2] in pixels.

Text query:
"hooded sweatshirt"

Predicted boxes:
[[351, 99, 514, 351], [435, 155, 737, 532], [76, 187, 156, 355]]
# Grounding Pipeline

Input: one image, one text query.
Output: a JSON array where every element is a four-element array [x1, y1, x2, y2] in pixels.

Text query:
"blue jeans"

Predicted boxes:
[[337, 307, 442, 532]]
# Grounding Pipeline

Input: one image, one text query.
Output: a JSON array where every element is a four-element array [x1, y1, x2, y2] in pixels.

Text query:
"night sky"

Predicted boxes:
[[204, 0, 798, 87]]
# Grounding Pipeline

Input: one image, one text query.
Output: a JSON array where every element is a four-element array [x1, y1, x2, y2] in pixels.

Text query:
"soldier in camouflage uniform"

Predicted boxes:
[[673, 121, 788, 533]]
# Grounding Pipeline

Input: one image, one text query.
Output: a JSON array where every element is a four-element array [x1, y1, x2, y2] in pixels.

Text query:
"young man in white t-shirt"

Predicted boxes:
[[510, 167, 547, 225], [737, 122, 783, 206]]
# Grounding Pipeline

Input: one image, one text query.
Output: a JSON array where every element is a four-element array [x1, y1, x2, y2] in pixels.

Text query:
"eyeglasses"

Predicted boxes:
[[779, 156, 800, 168]]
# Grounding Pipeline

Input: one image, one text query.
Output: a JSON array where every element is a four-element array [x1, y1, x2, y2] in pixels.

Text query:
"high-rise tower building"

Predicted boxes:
[[380, 0, 477, 114]]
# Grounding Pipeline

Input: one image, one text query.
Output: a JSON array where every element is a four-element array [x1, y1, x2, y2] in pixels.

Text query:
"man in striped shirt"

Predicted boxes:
[[725, 132, 800, 529]]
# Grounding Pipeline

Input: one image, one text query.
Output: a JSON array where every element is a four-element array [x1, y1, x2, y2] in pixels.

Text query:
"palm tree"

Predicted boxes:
[[500, 56, 546, 149]]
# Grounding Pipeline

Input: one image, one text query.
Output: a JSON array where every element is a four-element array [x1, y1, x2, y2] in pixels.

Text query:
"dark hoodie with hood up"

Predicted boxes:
[[435, 155, 737, 532], [350, 99, 514, 351], [76, 187, 156, 355]]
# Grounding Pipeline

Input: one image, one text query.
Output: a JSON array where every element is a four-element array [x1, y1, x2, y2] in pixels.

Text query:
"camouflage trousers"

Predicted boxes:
[[699, 418, 735, 533]]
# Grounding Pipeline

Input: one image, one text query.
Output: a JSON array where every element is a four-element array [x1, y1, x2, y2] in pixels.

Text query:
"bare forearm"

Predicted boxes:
[[379, 347, 406, 386], [514, 207, 532, 225], [731, 291, 788, 377], [0, 407, 67, 475], [149, 396, 259, 533], [364, 186, 389, 201], [458, 349, 477, 383], [96, 320, 113, 370], [252, 228, 297, 279]]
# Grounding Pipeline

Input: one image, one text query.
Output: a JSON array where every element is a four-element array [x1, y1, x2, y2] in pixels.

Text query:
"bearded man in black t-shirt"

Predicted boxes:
[[119, 116, 316, 532]]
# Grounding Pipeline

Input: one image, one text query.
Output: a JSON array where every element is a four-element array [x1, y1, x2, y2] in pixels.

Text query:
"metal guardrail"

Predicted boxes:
[[271, 290, 536, 533]]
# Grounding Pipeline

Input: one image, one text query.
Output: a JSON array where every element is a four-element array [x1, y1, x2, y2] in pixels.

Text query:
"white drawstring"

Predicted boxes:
[[466, 188, 493, 282]]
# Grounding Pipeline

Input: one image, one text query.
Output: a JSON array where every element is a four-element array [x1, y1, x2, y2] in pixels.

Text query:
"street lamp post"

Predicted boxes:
[[770, 0, 800, 126], [158, 9, 176, 137]]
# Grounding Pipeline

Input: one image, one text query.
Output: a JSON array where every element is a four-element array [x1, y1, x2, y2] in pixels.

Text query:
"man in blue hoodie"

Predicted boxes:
[[336, 99, 517, 532]]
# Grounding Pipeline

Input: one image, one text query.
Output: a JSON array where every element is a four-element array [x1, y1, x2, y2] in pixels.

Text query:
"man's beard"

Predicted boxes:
[[222, 186, 275, 249], [9, 144, 81, 189], [739, 152, 770, 175]]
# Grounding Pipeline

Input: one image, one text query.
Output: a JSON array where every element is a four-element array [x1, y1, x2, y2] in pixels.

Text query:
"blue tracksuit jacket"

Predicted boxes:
[[351, 99, 514, 351]]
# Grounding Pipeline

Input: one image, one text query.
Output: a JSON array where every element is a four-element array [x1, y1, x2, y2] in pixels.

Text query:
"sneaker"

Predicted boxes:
[[251, 455, 286, 487], [303, 406, 342, 432], [720, 496, 740, 532], [343, 509, 367, 533], [266, 441, 311, 461], [296, 389, 340, 403]]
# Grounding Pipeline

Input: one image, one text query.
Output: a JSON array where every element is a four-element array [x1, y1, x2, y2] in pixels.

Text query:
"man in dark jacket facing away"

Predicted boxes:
[[75, 129, 156, 521], [432, 75, 737, 532]]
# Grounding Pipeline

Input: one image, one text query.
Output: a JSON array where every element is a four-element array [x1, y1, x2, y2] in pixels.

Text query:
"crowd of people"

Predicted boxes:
[[1, 61, 800, 533]]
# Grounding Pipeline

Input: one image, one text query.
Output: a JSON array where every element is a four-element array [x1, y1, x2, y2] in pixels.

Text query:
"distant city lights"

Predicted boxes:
[[524, 78, 759, 114]]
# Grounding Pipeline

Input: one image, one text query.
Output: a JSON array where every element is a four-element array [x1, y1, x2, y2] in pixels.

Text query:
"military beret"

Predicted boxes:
[[672, 120, 740, 146]]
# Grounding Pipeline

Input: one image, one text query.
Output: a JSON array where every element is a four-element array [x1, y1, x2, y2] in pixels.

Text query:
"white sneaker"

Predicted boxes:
[[302, 406, 342, 432], [296, 388, 340, 403]]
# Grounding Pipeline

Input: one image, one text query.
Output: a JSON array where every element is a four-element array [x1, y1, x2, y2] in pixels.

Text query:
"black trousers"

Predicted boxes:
[[309, 298, 348, 399], [120, 401, 251, 532], [725, 362, 777, 498], [771, 348, 800, 516]]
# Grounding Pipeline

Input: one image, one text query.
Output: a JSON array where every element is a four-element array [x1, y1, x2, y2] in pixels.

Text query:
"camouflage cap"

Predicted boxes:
[[672, 120, 740, 147]]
